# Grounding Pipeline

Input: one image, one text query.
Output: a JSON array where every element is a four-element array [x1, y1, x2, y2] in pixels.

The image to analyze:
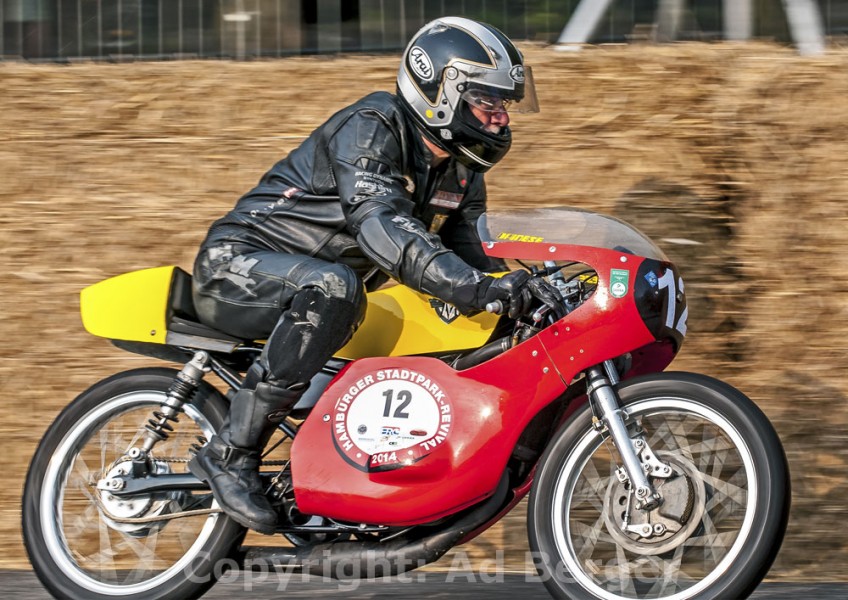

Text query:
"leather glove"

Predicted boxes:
[[477, 270, 566, 320]]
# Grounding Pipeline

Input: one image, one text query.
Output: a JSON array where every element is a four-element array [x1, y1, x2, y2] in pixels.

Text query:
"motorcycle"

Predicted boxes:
[[22, 207, 790, 599]]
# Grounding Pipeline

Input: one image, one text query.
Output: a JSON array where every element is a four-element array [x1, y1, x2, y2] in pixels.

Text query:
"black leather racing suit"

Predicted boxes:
[[193, 91, 505, 388]]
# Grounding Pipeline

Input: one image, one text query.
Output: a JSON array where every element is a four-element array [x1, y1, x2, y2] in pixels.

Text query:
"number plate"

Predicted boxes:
[[331, 368, 453, 472]]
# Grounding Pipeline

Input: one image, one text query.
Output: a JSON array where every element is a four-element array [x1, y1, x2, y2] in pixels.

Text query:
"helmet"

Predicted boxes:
[[397, 17, 539, 173]]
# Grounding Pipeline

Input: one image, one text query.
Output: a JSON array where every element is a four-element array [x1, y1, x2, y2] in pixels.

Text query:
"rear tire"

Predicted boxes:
[[22, 368, 246, 600], [528, 372, 790, 600]]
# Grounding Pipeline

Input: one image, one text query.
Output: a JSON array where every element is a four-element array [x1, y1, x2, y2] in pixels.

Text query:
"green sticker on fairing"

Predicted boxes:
[[610, 269, 629, 298]]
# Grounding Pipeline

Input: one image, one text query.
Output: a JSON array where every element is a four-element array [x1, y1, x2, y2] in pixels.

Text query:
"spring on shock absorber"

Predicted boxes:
[[144, 376, 195, 442], [141, 352, 211, 454], [189, 435, 208, 456]]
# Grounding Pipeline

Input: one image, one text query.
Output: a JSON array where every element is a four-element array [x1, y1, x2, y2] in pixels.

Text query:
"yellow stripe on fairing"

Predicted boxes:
[[337, 284, 499, 358]]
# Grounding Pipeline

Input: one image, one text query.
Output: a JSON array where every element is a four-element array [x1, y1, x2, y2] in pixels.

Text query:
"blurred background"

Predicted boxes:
[[1, 0, 846, 60], [3, 0, 848, 582]]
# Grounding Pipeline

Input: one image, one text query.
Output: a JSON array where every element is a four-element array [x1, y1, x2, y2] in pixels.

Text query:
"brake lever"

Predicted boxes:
[[532, 305, 552, 324]]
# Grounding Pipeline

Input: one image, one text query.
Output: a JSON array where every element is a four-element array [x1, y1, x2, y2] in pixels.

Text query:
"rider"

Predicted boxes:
[[188, 16, 563, 534]]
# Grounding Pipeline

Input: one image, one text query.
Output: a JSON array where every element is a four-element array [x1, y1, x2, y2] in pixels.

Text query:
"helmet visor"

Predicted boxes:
[[460, 66, 540, 114]]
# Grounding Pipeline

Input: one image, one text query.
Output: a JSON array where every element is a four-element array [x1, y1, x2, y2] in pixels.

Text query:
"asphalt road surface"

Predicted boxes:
[[1, 570, 844, 599]]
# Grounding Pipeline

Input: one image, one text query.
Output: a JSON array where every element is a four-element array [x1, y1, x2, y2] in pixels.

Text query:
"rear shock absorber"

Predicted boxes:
[[140, 351, 212, 454]]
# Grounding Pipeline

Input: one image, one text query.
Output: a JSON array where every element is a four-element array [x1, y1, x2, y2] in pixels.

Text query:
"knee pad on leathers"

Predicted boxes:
[[261, 286, 365, 388]]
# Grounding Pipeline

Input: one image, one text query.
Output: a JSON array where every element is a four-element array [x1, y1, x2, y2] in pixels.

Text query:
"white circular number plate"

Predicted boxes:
[[331, 369, 452, 472]]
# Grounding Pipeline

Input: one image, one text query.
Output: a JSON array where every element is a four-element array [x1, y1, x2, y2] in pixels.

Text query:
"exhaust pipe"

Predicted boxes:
[[242, 473, 510, 579]]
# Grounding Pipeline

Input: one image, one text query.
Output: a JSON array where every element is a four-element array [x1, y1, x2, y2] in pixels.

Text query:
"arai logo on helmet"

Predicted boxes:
[[509, 65, 525, 83], [409, 46, 434, 81]]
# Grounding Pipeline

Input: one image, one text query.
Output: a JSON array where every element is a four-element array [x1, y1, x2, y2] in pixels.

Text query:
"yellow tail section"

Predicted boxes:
[[80, 266, 175, 344], [80, 267, 500, 356]]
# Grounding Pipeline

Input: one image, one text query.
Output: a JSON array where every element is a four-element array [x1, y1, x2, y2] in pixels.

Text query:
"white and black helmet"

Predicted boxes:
[[397, 16, 539, 173]]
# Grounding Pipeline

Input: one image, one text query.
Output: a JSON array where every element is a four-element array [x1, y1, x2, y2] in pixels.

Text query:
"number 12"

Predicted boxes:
[[382, 389, 411, 419], [657, 269, 688, 336]]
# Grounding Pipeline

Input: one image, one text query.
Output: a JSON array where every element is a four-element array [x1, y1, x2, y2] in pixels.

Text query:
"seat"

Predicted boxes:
[[167, 268, 245, 344]]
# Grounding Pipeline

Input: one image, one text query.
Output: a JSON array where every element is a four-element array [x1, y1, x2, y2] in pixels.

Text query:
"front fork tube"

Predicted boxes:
[[587, 361, 661, 511]]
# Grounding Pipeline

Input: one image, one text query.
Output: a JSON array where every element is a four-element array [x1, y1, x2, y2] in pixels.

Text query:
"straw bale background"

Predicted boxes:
[[2, 42, 848, 579]]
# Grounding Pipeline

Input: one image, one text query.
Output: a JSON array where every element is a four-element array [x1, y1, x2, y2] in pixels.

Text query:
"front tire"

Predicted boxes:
[[528, 372, 790, 600], [22, 368, 246, 600]]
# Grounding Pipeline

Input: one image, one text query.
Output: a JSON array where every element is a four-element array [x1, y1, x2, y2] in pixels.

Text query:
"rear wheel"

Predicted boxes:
[[22, 368, 246, 600], [528, 372, 790, 600]]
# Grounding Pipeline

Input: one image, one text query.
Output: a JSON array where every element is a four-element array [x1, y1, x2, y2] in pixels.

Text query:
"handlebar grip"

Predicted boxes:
[[486, 300, 504, 314]]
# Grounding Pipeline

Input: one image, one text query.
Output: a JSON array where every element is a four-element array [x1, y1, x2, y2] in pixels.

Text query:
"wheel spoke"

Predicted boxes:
[[683, 527, 739, 549], [571, 511, 617, 559], [96, 514, 118, 582], [615, 542, 637, 597], [75, 453, 96, 481], [572, 458, 611, 512], [673, 435, 737, 458], [652, 545, 685, 595], [699, 423, 718, 472], [700, 470, 747, 507], [125, 528, 161, 582], [649, 414, 696, 461], [100, 425, 109, 473]]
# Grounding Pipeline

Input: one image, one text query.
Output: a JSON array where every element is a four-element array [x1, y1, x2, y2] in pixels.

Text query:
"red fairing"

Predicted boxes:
[[485, 243, 675, 379], [537, 260, 660, 380], [292, 242, 677, 527], [291, 336, 567, 526]]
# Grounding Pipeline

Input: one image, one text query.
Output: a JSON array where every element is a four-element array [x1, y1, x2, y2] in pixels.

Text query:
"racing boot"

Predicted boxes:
[[188, 382, 301, 534]]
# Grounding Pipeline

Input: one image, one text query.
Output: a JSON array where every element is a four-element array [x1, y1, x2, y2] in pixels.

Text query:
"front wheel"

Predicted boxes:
[[22, 367, 246, 600], [528, 372, 790, 600]]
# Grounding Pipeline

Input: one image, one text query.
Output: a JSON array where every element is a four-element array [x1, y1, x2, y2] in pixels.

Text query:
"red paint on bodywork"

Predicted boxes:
[[291, 335, 567, 526], [291, 242, 679, 527]]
